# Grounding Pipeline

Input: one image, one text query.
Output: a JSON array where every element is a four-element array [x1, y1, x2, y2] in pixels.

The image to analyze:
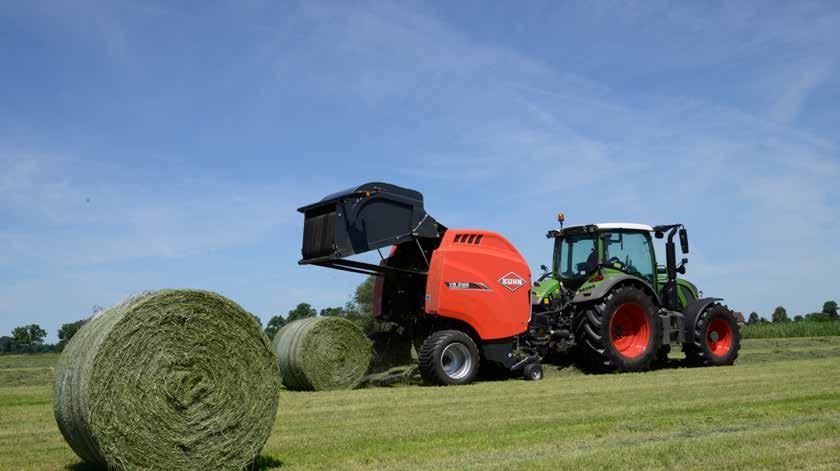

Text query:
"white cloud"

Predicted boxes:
[[769, 58, 834, 124]]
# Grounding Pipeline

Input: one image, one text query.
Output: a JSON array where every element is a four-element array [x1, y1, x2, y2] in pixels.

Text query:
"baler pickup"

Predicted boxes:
[[297, 182, 445, 276]]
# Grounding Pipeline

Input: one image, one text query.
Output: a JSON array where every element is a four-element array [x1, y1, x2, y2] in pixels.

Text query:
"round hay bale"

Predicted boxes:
[[53, 289, 280, 470], [272, 317, 372, 391]]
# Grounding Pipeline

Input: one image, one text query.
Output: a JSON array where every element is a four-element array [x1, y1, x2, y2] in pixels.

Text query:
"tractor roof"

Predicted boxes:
[[592, 223, 654, 231], [550, 223, 654, 237]]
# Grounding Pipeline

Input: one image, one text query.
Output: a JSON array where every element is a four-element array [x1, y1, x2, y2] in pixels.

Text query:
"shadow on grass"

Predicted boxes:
[[251, 454, 284, 470], [65, 455, 284, 471], [65, 462, 98, 471]]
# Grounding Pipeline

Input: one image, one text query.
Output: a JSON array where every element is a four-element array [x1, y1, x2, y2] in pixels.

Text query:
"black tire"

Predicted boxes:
[[418, 330, 480, 386], [523, 363, 543, 381], [683, 304, 741, 366], [575, 285, 661, 373]]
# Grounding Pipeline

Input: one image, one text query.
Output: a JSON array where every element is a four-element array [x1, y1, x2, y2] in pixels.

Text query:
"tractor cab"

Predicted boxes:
[[550, 223, 657, 292], [538, 222, 699, 312]]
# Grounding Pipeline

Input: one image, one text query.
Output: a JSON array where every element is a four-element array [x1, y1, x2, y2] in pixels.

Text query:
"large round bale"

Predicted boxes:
[[273, 317, 372, 391], [54, 289, 280, 471]]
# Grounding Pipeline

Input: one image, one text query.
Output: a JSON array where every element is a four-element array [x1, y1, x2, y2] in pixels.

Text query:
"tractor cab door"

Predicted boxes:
[[599, 231, 657, 290]]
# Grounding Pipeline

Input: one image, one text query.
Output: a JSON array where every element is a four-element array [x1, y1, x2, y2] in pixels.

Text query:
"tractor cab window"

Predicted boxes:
[[554, 234, 598, 282], [601, 231, 655, 285]]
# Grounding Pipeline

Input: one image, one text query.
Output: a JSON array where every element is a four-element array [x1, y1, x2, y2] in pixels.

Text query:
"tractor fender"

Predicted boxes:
[[681, 298, 723, 344], [571, 274, 661, 306]]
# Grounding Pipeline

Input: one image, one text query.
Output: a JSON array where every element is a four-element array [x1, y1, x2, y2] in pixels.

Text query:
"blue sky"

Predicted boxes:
[[1, 1, 838, 341]]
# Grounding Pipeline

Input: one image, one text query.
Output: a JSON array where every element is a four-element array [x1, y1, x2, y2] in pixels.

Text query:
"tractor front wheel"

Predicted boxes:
[[684, 304, 741, 366], [418, 330, 480, 386], [576, 285, 661, 373]]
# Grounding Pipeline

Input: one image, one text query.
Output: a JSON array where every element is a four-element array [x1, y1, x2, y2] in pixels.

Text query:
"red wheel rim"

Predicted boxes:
[[707, 318, 733, 356], [609, 303, 651, 359]]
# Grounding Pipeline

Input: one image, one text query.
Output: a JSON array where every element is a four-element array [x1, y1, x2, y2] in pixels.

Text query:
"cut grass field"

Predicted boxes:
[[2, 338, 840, 470]]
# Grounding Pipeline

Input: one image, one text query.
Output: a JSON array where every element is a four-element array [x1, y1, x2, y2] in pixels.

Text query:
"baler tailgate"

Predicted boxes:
[[297, 182, 444, 275]]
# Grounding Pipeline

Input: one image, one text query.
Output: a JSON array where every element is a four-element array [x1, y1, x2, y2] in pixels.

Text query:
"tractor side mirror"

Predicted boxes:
[[679, 228, 689, 253], [540, 264, 548, 272]]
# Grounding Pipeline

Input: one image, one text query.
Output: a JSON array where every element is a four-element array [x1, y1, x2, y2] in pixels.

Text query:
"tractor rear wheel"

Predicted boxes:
[[683, 304, 741, 366], [418, 330, 480, 386], [575, 285, 661, 373]]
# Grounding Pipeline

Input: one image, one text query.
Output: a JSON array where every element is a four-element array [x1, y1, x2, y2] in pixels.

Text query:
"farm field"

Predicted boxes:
[[2, 338, 840, 470]]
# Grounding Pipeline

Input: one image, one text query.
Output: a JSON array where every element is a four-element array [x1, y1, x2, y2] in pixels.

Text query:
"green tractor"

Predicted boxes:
[[529, 220, 740, 372]]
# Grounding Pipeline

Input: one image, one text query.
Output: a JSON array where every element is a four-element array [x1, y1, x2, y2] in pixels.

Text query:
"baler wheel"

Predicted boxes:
[[683, 303, 741, 366], [418, 330, 480, 386], [523, 363, 544, 381], [575, 285, 661, 373]]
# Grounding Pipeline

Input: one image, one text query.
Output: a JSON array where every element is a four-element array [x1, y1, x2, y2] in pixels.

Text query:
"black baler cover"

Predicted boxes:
[[297, 182, 443, 264]]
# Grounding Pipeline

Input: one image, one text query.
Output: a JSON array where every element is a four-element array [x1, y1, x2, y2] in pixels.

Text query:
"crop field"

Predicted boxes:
[[740, 320, 840, 339], [2, 337, 840, 470]]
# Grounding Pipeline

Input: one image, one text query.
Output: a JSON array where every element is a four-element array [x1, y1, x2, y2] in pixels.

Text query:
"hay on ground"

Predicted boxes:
[[53, 289, 280, 470], [273, 317, 372, 391]]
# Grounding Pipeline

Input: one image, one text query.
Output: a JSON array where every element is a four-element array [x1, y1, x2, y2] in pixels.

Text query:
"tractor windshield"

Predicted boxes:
[[554, 234, 598, 282]]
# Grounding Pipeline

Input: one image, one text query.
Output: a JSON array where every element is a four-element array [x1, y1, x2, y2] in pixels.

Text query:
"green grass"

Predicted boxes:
[[0, 353, 60, 369], [741, 320, 840, 339], [2, 338, 840, 470]]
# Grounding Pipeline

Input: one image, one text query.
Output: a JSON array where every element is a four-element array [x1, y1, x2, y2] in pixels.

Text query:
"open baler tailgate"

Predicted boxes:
[[297, 182, 445, 275]]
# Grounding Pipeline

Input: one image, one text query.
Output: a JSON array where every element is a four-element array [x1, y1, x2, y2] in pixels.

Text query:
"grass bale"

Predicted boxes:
[[53, 289, 280, 470], [273, 317, 372, 391]]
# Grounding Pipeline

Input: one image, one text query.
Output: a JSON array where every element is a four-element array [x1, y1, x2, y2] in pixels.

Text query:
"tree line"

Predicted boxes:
[[1, 278, 379, 354], [3, 282, 836, 354], [747, 300, 838, 325], [0, 319, 87, 354], [262, 276, 379, 339]]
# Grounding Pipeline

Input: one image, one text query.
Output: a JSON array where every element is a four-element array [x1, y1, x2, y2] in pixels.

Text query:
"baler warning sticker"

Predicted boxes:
[[445, 282, 491, 291], [498, 272, 526, 292]]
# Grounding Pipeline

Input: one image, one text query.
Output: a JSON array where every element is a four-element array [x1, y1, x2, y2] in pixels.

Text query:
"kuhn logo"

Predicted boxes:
[[498, 272, 526, 292]]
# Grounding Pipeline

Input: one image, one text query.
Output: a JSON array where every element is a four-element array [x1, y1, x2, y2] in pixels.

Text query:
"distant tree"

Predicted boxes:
[[12, 324, 47, 353], [793, 315, 804, 322], [0, 336, 15, 353], [822, 301, 838, 320], [339, 277, 380, 333], [287, 303, 317, 323], [805, 311, 832, 322], [771, 306, 790, 324], [747, 312, 761, 325], [57, 320, 87, 351], [264, 315, 286, 340], [353, 276, 375, 317], [319, 306, 347, 317]]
